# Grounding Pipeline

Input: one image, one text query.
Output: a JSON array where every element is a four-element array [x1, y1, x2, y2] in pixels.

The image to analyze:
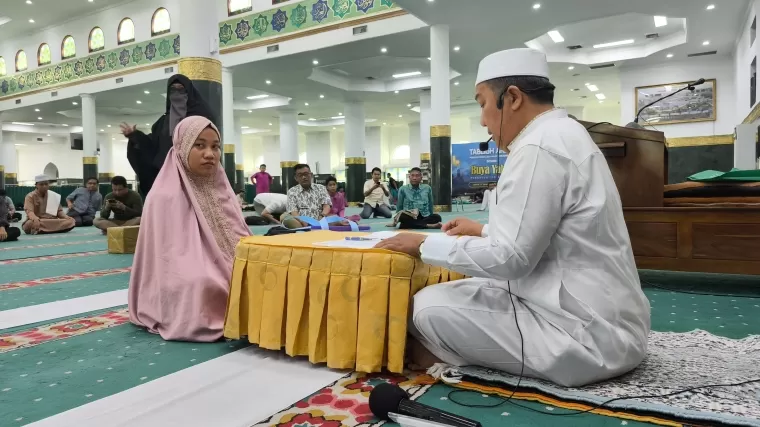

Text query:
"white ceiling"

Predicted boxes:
[[1, 0, 749, 143], [0, 0, 128, 41]]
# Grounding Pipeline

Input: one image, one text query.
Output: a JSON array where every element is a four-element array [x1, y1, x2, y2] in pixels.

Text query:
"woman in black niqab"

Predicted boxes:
[[124, 74, 217, 197]]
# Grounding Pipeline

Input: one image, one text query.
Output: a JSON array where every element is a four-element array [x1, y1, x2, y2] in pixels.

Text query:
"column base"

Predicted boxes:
[[223, 145, 236, 188], [83, 157, 99, 182], [280, 161, 298, 194], [3, 172, 16, 186], [345, 157, 367, 204], [430, 125, 452, 210]]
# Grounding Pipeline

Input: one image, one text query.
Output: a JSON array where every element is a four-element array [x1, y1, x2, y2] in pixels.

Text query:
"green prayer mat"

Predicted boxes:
[[687, 168, 760, 182]]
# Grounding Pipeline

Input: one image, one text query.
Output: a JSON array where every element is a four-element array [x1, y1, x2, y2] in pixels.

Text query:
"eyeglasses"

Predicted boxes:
[[296, 172, 312, 178]]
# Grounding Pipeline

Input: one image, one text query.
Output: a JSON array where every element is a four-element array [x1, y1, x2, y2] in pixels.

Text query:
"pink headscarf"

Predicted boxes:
[[128, 116, 250, 342]]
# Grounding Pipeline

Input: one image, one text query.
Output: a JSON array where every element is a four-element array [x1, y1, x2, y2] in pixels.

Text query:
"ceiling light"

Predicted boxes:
[[37, 117, 42, 120], [246, 94, 269, 100], [568, 66, 575, 70], [107, 124, 112, 127], [593, 39, 635, 49], [654, 16, 668, 27], [381, 47, 388, 53], [46, 134, 50, 136], [427, 57, 431, 61], [398, 114, 403, 118], [319, 94, 325, 99], [532, 3, 541, 9], [112, 138, 115, 140], [72, 101, 78, 105], [312, 59, 319, 65], [454, 81, 459, 86], [34, 108, 40, 112], [12, 122, 34, 126], [29, 19, 34, 23], [702, 40, 710, 46], [595, 93, 606, 100], [333, 127, 337, 130], [666, 53, 674, 58], [392, 71, 421, 79], [337, 112, 343, 115], [241, 126, 250, 129], [706, 4, 715, 10], [136, 100, 142, 104], [268, 122, 273, 126], [394, 90, 399, 94], [144, 90, 150, 94], [330, 116, 344, 119], [26, 0, 32, 4], [99, 129, 104, 132], [547, 30, 564, 43], [453, 46, 460, 51], [304, 102, 309, 106], [265, 80, 271, 85], [15, 144, 26, 146], [382, 122, 387, 125], [308, 118, 316, 121], [407, 103, 412, 107], [62, 124, 68, 127], [248, 110, 252, 113], [587, 85, 599, 92]]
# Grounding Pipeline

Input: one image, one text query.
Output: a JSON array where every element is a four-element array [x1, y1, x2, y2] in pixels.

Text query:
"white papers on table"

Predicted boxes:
[[313, 231, 400, 249], [45, 191, 61, 216]]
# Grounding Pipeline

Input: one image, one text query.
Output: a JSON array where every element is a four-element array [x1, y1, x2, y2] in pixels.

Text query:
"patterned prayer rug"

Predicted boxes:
[[434, 330, 760, 427], [253, 371, 436, 426]]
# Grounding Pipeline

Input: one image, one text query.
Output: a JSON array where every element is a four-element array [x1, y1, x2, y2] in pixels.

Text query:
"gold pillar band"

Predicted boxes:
[[345, 157, 367, 165], [433, 204, 452, 213], [5, 173, 17, 178], [236, 164, 244, 171], [177, 57, 223, 84], [665, 134, 734, 148], [0, 165, 4, 172], [83, 157, 98, 165], [420, 153, 431, 161], [431, 125, 451, 138], [280, 161, 298, 168], [98, 172, 115, 179], [224, 144, 235, 154]]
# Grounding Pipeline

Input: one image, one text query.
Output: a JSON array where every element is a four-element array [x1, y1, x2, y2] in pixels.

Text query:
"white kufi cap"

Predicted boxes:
[[476, 48, 550, 85]]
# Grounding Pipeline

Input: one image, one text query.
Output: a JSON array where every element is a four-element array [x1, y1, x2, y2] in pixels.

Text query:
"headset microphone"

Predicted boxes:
[[479, 137, 492, 152]]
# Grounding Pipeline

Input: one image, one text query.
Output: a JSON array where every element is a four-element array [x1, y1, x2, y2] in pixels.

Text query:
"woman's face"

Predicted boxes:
[[188, 127, 221, 177], [327, 181, 337, 193]]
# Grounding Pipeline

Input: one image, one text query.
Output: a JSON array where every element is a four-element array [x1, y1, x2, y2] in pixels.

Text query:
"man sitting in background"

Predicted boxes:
[[0, 189, 21, 223], [360, 167, 392, 219], [284, 163, 332, 228], [0, 193, 20, 242], [66, 177, 103, 227], [94, 176, 143, 234], [394, 167, 443, 229], [477, 182, 497, 212], [23, 175, 76, 235]]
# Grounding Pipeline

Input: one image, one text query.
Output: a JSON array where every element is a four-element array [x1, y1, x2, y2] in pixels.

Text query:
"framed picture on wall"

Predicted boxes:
[[635, 79, 717, 126]]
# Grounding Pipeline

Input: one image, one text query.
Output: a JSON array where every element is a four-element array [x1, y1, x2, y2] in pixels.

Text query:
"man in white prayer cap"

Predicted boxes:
[[376, 48, 650, 387]]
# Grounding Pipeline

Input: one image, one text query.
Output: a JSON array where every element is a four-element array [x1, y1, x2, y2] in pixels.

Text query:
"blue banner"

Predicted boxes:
[[451, 143, 506, 196]]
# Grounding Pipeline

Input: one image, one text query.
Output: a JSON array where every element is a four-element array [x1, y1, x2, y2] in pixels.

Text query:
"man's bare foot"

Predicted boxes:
[[406, 337, 443, 371]]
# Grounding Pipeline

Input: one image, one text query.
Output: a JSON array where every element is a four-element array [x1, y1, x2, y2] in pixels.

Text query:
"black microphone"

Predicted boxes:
[[627, 77, 706, 128], [369, 383, 482, 427], [479, 137, 492, 152], [690, 78, 706, 86]]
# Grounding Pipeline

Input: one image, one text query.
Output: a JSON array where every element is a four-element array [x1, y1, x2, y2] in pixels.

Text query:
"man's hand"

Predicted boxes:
[[29, 218, 41, 234], [442, 217, 484, 237], [113, 201, 126, 212], [374, 233, 427, 258], [67, 200, 73, 210], [0, 227, 7, 241], [120, 123, 137, 137]]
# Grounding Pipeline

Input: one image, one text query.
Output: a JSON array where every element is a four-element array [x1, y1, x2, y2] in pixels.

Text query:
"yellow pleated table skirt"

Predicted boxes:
[[223, 231, 465, 373]]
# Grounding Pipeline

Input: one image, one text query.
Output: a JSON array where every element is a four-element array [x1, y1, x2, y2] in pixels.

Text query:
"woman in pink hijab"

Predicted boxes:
[[128, 116, 250, 342]]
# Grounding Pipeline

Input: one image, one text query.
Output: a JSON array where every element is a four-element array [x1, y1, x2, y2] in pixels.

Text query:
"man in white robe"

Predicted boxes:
[[376, 48, 650, 387], [477, 182, 496, 211]]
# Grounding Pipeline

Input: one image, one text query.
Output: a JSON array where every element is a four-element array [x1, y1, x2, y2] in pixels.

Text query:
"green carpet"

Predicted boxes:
[[0, 206, 758, 426]]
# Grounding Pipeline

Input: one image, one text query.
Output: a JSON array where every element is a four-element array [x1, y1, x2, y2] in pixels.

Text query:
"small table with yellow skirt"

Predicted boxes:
[[223, 231, 464, 374]]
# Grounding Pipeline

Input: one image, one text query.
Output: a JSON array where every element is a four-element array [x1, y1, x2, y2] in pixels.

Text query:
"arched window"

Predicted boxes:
[[61, 36, 76, 59], [15, 50, 27, 72], [38, 43, 51, 66], [118, 18, 135, 45], [151, 8, 171, 36], [228, 0, 252, 16], [89, 27, 105, 52], [0, 57, 6, 77]]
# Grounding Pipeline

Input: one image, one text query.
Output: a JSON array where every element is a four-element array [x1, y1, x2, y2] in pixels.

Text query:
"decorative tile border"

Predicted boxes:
[[0, 34, 180, 100], [219, 0, 397, 49], [0, 267, 131, 291], [0, 309, 129, 353], [0, 250, 108, 266], [0, 239, 102, 252]]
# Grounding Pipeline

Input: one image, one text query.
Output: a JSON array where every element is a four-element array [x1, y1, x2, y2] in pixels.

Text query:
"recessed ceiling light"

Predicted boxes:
[[453, 46, 460, 51], [12, 122, 34, 126], [666, 53, 674, 58], [654, 16, 668, 27], [145, 123, 150, 126], [593, 39, 635, 49], [312, 59, 319, 65], [248, 110, 252, 113], [319, 94, 325, 99], [587, 85, 599, 92], [382, 122, 387, 125], [333, 127, 337, 130], [304, 102, 309, 106], [37, 117, 42, 120], [268, 122, 273, 126], [308, 118, 316, 121], [381, 47, 388, 53], [241, 126, 250, 129], [702, 40, 710, 46], [28, 19, 34, 23], [99, 129, 104, 132], [136, 100, 142, 104], [398, 114, 403, 118], [595, 93, 606, 100], [112, 137, 115, 140], [427, 57, 431, 61], [62, 124, 68, 127], [394, 90, 399, 94], [393, 71, 421, 79], [454, 81, 460, 86], [568, 66, 575, 70], [34, 108, 40, 112], [330, 116, 344, 119], [246, 94, 269, 100], [706, 4, 715, 10], [265, 80, 271, 85], [144, 90, 150, 94], [107, 124, 112, 127], [72, 101, 78, 105], [532, 3, 541, 9], [337, 112, 343, 116], [47, 134, 50, 136], [407, 103, 412, 107], [547, 30, 564, 43], [26, 0, 32, 4]]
